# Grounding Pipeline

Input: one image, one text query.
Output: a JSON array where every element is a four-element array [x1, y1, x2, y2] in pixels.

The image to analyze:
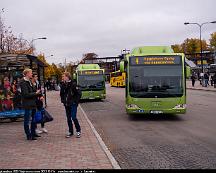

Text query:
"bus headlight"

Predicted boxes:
[[174, 104, 186, 109], [127, 104, 140, 109]]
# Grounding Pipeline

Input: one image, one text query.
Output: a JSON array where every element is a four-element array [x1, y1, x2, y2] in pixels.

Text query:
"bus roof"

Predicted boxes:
[[76, 64, 101, 70], [131, 46, 174, 54]]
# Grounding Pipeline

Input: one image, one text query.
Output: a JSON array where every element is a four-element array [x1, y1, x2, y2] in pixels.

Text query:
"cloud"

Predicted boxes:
[[1, 0, 216, 64]]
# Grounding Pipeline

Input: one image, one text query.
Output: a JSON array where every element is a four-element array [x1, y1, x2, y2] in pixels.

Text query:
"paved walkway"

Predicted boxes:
[[0, 91, 116, 169], [1, 81, 213, 169], [186, 80, 216, 92]]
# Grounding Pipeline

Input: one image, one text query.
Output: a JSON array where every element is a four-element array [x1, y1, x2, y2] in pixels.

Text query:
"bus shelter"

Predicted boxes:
[[0, 54, 47, 120]]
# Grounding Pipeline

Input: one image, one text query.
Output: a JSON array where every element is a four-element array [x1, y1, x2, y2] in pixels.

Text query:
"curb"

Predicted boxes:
[[187, 87, 216, 92], [79, 105, 121, 169]]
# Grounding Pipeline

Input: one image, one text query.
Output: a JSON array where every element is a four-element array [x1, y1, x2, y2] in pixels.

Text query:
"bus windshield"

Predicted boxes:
[[129, 65, 183, 98], [78, 74, 104, 90]]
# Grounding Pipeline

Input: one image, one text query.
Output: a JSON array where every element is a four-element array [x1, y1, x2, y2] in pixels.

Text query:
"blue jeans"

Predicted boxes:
[[204, 79, 208, 87], [24, 109, 36, 139], [65, 103, 81, 134]]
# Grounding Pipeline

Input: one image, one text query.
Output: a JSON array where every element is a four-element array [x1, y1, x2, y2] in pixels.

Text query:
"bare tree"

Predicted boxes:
[[0, 8, 32, 54]]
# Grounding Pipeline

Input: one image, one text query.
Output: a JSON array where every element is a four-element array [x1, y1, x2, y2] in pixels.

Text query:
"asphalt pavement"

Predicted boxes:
[[80, 84, 216, 169]]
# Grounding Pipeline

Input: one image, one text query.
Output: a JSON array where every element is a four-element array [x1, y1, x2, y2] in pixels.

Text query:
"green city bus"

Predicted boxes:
[[120, 46, 190, 114], [75, 64, 106, 100]]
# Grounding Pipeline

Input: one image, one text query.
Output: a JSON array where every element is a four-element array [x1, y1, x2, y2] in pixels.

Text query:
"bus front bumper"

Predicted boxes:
[[126, 107, 186, 114], [81, 92, 106, 100]]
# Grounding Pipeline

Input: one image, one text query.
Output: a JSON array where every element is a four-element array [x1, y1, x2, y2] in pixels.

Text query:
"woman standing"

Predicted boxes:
[[60, 72, 81, 138], [31, 74, 48, 134]]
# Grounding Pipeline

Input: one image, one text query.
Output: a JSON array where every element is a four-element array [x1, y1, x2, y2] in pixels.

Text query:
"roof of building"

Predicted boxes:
[[0, 54, 47, 69]]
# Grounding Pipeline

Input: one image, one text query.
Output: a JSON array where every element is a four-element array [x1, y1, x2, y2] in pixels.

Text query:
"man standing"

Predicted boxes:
[[213, 73, 216, 88], [20, 69, 41, 140], [60, 72, 81, 138], [203, 72, 209, 87], [191, 73, 196, 87]]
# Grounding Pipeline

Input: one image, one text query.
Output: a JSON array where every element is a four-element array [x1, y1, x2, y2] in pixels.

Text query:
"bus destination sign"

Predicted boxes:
[[79, 70, 103, 75], [130, 55, 181, 65]]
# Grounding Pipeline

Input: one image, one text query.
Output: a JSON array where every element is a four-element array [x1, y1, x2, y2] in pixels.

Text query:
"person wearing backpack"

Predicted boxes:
[[60, 72, 81, 138]]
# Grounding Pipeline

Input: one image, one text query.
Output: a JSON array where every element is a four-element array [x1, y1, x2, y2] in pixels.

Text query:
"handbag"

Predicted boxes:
[[33, 110, 43, 123], [42, 109, 53, 123]]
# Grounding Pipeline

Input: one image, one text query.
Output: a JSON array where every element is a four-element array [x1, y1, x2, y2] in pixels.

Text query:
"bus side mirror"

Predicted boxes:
[[186, 66, 191, 79], [120, 61, 125, 72]]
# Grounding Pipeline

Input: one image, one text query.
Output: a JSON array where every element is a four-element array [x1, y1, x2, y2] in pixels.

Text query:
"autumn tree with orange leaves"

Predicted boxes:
[[37, 54, 63, 80], [209, 32, 216, 51], [171, 38, 209, 54]]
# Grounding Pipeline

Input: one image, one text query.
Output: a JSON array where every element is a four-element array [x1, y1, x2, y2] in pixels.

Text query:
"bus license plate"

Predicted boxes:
[[150, 111, 163, 114]]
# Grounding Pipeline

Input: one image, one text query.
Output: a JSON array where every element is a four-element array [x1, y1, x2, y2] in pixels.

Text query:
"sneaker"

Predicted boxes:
[[31, 137, 37, 140], [36, 129, 43, 134], [76, 132, 81, 138], [41, 128, 48, 133], [65, 132, 73, 138]]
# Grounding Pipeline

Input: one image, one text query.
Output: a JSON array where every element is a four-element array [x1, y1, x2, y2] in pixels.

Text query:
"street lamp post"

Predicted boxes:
[[17, 37, 47, 54], [184, 21, 216, 73], [30, 37, 47, 54], [46, 54, 53, 58]]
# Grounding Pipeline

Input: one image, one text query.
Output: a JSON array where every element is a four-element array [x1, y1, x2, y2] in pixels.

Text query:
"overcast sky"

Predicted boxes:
[[1, 0, 216, 64]]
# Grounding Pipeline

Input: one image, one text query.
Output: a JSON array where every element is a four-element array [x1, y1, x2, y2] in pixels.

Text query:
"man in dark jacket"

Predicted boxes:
[[203, 72, 209, 87], [213, 73, 216, 88], [20, 68, 41, 140], [60, 72, 81, 138], [191, 73, 196, 87]]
